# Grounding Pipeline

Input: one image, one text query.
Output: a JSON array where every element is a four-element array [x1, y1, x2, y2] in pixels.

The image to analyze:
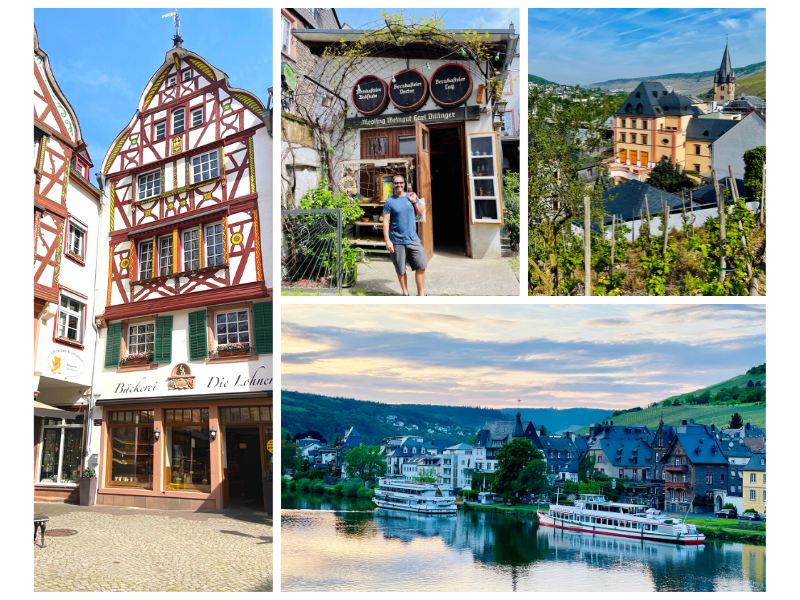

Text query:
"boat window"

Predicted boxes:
[[614, 520, 619, 527]]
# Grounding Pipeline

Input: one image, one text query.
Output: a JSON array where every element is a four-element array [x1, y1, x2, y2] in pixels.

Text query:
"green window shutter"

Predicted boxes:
[[104, 322, 122, 368], [188, 310, 208, 360], [153, 315, 173, 364], [252, 301, 273, 354]]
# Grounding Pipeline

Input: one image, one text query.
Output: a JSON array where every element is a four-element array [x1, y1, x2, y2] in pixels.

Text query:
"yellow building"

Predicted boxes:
[[743, 452, 766, 514], [608, 44, 743, 182]]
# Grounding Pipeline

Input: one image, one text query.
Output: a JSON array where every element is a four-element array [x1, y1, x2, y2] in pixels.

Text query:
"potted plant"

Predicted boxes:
[[217, 342, 250, 357], [80, 468, 97, 506], [263, 468, 273, 515], [120, 351, 152, 366], [324, 240, 369, 288]]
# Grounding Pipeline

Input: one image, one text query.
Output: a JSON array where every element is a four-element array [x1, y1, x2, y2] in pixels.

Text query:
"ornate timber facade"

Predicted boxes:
[[91, 39, 274, 511], [34, 27, 102, 503]]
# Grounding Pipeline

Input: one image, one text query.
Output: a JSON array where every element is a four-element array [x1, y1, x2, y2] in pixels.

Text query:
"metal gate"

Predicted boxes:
[[281, 209, 343, 293]]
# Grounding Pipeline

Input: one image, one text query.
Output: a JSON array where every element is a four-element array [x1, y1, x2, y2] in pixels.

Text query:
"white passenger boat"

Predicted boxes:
[[537, 494, 705, 545], [372, 478, 457, 515]]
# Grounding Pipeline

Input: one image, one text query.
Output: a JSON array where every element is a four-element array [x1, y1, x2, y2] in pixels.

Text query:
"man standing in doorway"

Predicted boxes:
[[382, 174, 426, 296]]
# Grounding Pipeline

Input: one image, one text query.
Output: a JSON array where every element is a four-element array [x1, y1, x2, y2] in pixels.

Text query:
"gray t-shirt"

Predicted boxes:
[[383, 193, 420, 244]]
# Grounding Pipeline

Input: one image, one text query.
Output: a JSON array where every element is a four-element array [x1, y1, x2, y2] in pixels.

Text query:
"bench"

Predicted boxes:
[[34, 513, 49, 548]]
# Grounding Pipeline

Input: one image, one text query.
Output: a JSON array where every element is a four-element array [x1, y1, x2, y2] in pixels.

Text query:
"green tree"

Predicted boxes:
[[697, 390, 712, 405], [514, 455, 549, 498], [503, 171, 520, 250], [729, 412, 744, 429], [343, 445, 386, 481], [577, 453, 595, 482], [743, 146, 766, 201], [494, 438, 539, 495], [414, 467, 437, 483], [645, 156, 696, 194], [595, 164, 615, 192], [539, 425, 548, 436], [281, 439, 301, 474]]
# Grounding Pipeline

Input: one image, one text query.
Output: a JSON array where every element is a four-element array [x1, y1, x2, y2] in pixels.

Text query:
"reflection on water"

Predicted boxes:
[[281, 492, 765, 592]]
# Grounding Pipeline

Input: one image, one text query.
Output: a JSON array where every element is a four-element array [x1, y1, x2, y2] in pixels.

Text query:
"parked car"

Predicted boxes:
[[740, 512, 763, 521], [715, 509, 737, 519]]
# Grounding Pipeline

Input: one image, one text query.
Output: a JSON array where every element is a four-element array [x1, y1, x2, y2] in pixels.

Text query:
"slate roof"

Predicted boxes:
[[342, 427, 362, 448], [744, 452, 766, 472], [686, 118, 739, 142], [597, 439, 652, 468], [599, 180, 698, 225], [691, 177, 747, 205], [714, 44, 735, 84], [615, 82, 703, 118], [474, 419, 532, 447], [429, 440, 451, 454], [719, 438, 754, 459], [588, 422, 652, 441], [297, 438, 323, 449], [669, 431, 727, 465], [446, 443, 473, 451]]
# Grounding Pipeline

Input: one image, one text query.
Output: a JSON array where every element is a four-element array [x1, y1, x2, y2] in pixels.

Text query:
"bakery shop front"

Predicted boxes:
[[291, 27, 519, 260], [93, 359, 272, 511]]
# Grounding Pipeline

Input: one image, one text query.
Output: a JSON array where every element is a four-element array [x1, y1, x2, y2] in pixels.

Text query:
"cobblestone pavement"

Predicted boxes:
[[34, 502, 273, 591]]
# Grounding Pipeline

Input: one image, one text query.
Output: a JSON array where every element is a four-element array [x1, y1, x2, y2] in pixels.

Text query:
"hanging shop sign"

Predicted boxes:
[[389, 69, 428, 112], [352, 75, 389, 115], [346, 105, 480, 129], [46, 348, 86, 380], [429, 63, 473, 108]]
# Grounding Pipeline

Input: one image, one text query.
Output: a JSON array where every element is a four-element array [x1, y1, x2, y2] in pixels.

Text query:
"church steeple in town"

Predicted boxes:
[[713, 38, 735, 102]]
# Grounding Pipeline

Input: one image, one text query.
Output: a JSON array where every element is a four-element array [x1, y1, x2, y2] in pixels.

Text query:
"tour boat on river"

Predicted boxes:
[[537, 494, 705, 545], [372, 478, 457, 515]]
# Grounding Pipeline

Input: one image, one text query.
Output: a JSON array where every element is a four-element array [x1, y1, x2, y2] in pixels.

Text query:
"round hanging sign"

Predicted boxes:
[[352, 75, 389, 116], [430, 63, 473, 108], [389, 69, 428, 112]]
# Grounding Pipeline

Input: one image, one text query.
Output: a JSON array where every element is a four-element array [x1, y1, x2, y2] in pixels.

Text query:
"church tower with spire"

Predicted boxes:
[[713, 41, 735, 102]]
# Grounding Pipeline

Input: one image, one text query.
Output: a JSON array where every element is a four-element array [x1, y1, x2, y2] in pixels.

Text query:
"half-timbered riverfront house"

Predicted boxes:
[[34, 27, 103, 503], [90, 34, 273, 510]]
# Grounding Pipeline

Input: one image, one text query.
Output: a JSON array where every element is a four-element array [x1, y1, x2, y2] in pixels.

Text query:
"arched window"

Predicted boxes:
[[635, 91, 641, 98], [636, 103, 643, 114], [625, 103, 633, 114]]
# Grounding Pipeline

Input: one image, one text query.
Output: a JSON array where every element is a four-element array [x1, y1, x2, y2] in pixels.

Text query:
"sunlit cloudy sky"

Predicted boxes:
[[282, 304, 766, 411], [529, 8, 766, 85]]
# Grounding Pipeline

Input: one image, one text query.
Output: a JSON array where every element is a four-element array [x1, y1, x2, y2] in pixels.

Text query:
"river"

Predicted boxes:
[[281, 492, 765, 592]]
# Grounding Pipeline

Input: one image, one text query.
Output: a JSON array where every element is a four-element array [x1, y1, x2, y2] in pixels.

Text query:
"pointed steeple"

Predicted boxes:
[[714, 41, 735, 84], [513, 410, 525, 437]]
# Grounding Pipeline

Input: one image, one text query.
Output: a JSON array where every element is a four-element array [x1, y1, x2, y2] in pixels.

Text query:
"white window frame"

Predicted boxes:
[[158, 235, 173, 276], [67, 217, 87, 260], [749, 489, 756, 501], [167, 75, 177, 88], [191, 106, 204, 128], [138, 239, 154, 280], [173, 107, 186, 134], [127, 322, 155, 356], [182, 70, 191, 82], [56, 289, 86, 344], [182, 228, 200, 271], [214, 308, 253, 351], [154, 121, 166, 141], [467, 132, 503, 225], [204, 222, 225, 267], [281, 14, 292, 55], [37, 415, 84, 485], [191, 149, 221, 183], [137, 170, 162, 201]]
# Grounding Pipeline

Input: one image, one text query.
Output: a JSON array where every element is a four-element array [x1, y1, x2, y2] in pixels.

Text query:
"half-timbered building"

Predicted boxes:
[[90, 36, 273, 511], [33, 27, 103, 503]]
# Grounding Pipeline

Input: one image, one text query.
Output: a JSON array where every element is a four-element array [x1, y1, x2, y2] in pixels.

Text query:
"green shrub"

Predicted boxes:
[[343, 480, 363, 497], [356, 486, 366, 498], [722, 503, 738, 516], [744, 508, 757, 513], [298, 478, 311, 492], [332, 482, 344, 496], [281, 476, 289, 489], [310, 480, 326, 494], [309, 470, 326, 480], [462, 489, 479, 500], [299, 176, 364, 225], [289, 480, 297, 490]]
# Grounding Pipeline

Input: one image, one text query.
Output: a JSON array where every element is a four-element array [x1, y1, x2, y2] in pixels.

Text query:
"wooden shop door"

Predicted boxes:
[[415, 120, 434, 262]]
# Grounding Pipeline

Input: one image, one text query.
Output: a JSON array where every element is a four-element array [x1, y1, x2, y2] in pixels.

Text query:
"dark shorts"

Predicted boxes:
[[390, 241, 427, 274]]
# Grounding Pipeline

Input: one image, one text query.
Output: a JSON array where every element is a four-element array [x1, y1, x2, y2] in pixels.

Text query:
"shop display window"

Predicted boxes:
[[220, 406, 272, 423], [107, 410, 154, 488], [467, 133, 503, 224], [38, 414, 84, 484], [164, 408, 211, 492]]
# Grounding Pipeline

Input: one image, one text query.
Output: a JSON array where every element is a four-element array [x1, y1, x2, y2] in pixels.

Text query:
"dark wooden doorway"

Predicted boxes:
[[429, 124, 469, 257], [224, 427, 263, 507]]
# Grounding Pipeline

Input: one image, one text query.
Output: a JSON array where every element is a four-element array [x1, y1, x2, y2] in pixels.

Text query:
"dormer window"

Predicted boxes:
[[154, 121, 166, 141], [182, 70, 191, 82], [403, 447, 408, 454], [652, 91, 658, 98], [167, 75, 177, 88], [635, 91, 641, 98], [636, 103, 643, 114], [703, 130, 709, 137], [663, 105, 669, 112], [625, 103, 632, 114]]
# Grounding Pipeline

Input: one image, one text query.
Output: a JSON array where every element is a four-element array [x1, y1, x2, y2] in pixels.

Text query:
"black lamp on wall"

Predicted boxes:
[[210, 427, 217, 441], [154, 428, 161, 442]]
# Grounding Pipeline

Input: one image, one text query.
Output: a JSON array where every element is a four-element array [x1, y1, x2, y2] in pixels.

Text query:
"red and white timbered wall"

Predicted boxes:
[[102, 50, 268, 319]]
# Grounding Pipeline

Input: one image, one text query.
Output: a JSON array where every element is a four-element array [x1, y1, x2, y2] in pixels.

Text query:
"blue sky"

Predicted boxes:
[[336, 8, 520, 30], [282, 304, 766, 411], [34, 8, 272, 179], [529, 8, 766, 85]]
